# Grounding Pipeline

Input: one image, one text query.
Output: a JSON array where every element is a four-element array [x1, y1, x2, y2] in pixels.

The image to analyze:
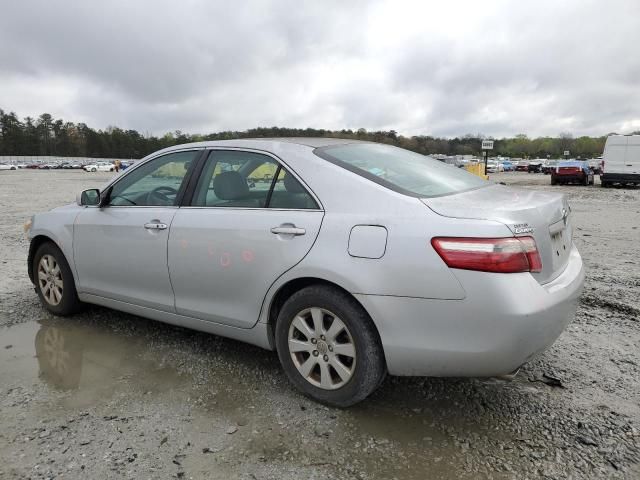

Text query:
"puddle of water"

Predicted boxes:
[[0, 317, 274, 414], [0, 318, 191, 408]]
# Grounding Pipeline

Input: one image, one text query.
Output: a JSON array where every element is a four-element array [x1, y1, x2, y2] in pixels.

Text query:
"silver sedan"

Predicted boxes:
[[26, 138, 584, 406]]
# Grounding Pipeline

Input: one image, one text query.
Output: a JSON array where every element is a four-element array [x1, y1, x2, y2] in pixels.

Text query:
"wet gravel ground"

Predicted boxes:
[[1, 169, 639, 479]]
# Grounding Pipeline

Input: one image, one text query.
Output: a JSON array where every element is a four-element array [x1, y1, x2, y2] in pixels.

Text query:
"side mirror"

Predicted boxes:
[[78, 188, 101, 206]]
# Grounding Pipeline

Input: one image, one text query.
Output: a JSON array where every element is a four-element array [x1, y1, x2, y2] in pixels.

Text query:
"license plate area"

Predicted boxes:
[[550, 221, 572, 270]]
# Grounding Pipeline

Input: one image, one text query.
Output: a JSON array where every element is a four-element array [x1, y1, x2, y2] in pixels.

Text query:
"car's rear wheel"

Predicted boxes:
[[275, 285, 386, 407], [91, 167, 96, 172], [551, 177, 557, 185], [33, 242, 81, 316]]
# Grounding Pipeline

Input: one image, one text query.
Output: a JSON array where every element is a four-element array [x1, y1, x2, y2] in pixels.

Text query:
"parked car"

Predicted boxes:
[[601, 135, 640, 187], [543, 160, 558, 174], [0, 163, 17, 170], [83, 162, 115, 172], [551, 160, 594, 185], [25, 139, 584, 406], [486, 161, 503, 173], [528, 161, 543, 173], [587, 159, 603, 175], [500, 160, 514, 172], [515, 161, 529, 172]]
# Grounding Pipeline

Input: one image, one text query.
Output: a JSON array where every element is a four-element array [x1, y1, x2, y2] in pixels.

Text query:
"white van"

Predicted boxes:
[[601, 135, 640, 187]]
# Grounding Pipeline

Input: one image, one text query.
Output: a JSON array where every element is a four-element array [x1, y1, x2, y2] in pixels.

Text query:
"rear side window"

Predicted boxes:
[[191, 150, 318, 209], [192, 151, 276, 208], [315, 143, 488, 197]]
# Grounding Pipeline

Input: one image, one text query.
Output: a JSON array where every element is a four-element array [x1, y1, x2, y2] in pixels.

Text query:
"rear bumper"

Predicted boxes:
[[552, 174, 585, 183], [601, 173, 640, 183], [356, 245, 584, 377]]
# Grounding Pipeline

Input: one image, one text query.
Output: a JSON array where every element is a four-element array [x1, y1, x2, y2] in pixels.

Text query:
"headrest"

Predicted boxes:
[[213, 171, 249, 200], [283, 173, 306, 194]]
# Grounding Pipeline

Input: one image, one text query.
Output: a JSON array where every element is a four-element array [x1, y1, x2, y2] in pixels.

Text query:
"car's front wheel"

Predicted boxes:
[[33, 242, 81, 316], [275, 285, 386, 407]]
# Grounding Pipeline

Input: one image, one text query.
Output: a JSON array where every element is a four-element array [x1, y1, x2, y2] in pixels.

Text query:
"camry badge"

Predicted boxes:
[[513, 223, 534, 234]]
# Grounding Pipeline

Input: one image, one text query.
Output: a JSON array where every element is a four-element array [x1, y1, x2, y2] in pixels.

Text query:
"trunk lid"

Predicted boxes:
[[422, 184, 573, 284]]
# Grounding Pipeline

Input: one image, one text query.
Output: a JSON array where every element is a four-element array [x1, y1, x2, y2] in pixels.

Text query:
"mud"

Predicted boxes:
[[1, 170, 639, 479]]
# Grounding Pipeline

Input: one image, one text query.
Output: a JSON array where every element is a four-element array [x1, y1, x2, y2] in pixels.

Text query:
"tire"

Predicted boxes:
[[551, 177, 557, 185], [91, 168, 96, 172], [275, 285, 386, 407], [32, 242, 81, 316], [583, 175, 589, 186]]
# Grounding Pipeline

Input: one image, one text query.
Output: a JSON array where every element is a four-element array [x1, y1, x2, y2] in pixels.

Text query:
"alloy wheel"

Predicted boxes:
[[288, 307, 356, 390], [38, 254, 64, 306]]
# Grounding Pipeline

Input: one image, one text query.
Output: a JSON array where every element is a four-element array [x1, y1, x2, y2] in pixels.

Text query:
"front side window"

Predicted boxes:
[[315, 143, 488, 198], [191, 150, 318, 209], [108, 150, 198, 206]]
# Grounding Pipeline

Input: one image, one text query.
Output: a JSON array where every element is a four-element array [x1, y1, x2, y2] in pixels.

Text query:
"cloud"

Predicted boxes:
[[0, 0, 638, 137]]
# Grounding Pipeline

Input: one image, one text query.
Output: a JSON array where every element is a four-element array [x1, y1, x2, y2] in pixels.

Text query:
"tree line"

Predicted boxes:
[[1, 108, 632, 160]]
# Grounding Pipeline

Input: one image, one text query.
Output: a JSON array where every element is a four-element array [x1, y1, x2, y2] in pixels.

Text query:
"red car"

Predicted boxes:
[[551, 161, 594, 185]]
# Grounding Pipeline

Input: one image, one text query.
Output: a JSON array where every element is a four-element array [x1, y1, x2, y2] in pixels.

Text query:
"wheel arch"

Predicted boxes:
[[28, 235, 67, 284], [265, 277, 383, 353]]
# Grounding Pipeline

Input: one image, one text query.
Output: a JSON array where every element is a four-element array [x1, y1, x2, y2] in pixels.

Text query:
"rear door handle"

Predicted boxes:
[[271, 226, 306, 236], [144, 222, 167, 230]]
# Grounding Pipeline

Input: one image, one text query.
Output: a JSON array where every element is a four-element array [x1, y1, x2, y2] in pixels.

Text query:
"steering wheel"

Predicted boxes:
[[148, 185, 179, 205]]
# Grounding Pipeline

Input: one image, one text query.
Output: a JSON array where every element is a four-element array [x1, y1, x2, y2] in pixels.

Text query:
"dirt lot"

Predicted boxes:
[[1, 169, 639, 479]]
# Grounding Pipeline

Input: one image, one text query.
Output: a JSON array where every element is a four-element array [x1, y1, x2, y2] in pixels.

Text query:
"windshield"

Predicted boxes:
[[314, 143, 488, 197]]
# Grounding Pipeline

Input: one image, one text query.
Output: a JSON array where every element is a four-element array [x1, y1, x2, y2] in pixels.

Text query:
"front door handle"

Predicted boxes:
[[271, 226, 306, 236], [144, 222, 168, 230]]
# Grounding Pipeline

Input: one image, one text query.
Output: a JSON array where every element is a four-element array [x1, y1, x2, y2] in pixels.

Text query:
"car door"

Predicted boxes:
[[626, 135, 640, 176], [167, 149, 324, 328], [73, 150, 201, 312]]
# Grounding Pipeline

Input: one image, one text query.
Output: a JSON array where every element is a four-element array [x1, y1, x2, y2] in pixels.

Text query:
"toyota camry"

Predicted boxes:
[[25, 138, 584, 406]]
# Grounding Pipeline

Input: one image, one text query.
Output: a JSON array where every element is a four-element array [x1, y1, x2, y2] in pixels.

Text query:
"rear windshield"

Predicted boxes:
[[314, 143, 488, 197]]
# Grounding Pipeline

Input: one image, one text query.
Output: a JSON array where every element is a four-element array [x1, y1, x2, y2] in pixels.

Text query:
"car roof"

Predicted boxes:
[[262, 137, 369, 147], [137, 137, 376, 163]]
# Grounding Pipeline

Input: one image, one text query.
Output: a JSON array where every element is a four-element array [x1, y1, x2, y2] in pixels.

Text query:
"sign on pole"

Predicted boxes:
[[563, 150, 570, 156], [480, 140, 493, 177]]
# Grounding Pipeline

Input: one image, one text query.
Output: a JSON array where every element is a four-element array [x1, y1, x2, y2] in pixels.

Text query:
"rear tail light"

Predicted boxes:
[[431, 236, 542, 273]]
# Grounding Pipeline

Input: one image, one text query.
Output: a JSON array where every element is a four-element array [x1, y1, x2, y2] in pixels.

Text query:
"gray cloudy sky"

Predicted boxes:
[[1, 0, 638, 137]]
